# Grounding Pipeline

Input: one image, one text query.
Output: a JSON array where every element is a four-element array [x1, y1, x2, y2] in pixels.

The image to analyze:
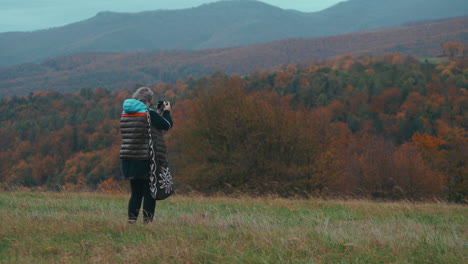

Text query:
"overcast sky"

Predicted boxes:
[[0, 0, 346, 33]]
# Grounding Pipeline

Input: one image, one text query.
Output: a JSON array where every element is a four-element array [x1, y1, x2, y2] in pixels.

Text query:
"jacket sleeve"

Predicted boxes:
[[149, 110, 173, 131]]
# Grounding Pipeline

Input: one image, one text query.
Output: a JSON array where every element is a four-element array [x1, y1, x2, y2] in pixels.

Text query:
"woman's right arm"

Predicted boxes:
[[150, 110, 173, 131]]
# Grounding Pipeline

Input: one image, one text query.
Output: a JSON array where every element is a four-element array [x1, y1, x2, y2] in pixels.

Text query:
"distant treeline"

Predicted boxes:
[[0, 54, 466, 202]]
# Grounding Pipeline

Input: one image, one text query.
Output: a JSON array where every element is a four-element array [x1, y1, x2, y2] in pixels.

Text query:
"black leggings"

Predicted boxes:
[[128, 179, 156, 223]]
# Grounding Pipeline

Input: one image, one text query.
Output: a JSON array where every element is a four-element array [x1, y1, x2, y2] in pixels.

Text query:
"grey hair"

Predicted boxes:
[[132, 86, 154, 102]]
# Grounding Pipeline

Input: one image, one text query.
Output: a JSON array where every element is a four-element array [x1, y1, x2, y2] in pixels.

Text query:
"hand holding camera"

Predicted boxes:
[[157, 101, 171, 111], [163, 101, 171, 111]]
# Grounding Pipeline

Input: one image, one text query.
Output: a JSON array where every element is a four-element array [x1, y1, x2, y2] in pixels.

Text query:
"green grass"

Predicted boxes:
[[0, 192, 466, 263], [420, 57, 450, 64]]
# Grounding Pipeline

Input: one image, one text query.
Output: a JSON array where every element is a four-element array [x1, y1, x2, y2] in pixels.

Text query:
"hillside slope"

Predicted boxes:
[[0, 16, 466, 97], [0, 0, 467, 67]]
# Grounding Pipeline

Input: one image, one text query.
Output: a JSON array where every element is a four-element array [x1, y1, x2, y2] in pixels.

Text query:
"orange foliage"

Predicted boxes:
[[443, 42, 464, 59], [370, 87, 402, 114], [331, 54, 355, 71], [164, 89, 177, 99], [1, 55, 465, 200], [98, 178, 125, 193], [401, 92, 423, 117], [412, 132, 443, 150], [392, 143, 445, 198]]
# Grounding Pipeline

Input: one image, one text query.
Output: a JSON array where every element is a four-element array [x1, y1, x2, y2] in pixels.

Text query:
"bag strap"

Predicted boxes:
[[146, 108, 158, 199]]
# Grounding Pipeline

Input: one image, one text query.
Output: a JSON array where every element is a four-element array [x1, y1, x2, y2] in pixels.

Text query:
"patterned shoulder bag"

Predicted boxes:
[[146, 109, 174, 200]]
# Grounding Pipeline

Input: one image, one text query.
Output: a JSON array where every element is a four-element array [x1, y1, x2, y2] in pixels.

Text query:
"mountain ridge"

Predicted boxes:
[[1, 0, 467, 67], [0, 16, 466, 98]]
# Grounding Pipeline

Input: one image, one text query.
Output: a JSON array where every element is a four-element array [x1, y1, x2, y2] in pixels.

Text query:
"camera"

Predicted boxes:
[[157, 101, 165, 110]]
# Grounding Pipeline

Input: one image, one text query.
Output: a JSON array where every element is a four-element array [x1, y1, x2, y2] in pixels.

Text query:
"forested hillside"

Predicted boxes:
[[0, 16, 466, 98], [1, 54, 466, 202]]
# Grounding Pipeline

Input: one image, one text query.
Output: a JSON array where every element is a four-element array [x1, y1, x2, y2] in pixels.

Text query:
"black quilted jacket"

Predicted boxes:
[[119, 99, 173, 180]]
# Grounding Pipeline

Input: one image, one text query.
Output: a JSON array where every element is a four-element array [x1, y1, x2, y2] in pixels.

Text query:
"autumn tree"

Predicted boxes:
[[173, 75, 328, 195], [443, 42, 464, 59]]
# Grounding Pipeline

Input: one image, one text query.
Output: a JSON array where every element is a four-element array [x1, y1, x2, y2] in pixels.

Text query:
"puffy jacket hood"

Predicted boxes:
[[122, 99, 147, 114]]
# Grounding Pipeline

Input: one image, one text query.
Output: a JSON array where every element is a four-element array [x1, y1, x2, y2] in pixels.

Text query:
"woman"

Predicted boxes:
[[120, 86, 173, 224]]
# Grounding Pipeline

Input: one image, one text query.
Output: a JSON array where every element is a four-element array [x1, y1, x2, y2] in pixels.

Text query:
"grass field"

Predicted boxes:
[[0, 192, 466, 263]]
